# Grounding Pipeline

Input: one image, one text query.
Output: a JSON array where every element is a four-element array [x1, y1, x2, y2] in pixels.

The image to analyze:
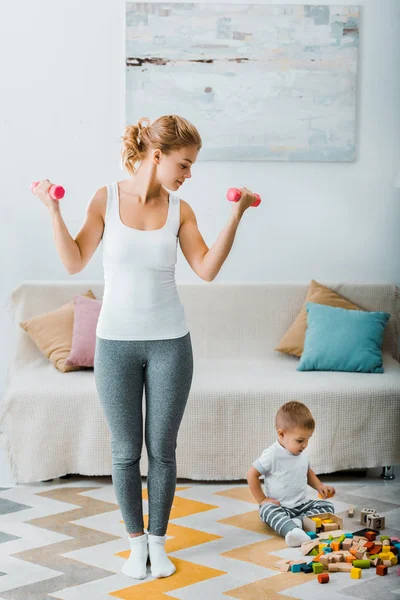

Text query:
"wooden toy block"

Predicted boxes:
[[328, 564, 339, 572], [353, 559, 370, 569], [346, 555, 355, 563], [303, 513, 343, 534], [355, 551, 367, 560], [317, 573, 329, 583], [332, 553, 344, 562], [323, 547, 332, 553], [353, 536, 368, 544], [350, 547, 359, 557], [336, 563, 353, 572], [311, 517, 322, 528], [351, 567, 362, 579], [300, 564, 313, 574], [376, 564, 388, 576], [352, 527, 381, 538], [319, 544, 328, 553], [310, 548, 319, 556], [364, 542, 374, 551], [342, 539, 353, 551], [382, 539, 390, 546], [322, 522, 339, 532], [391, 556, 399, 566], [348, 505, 354, 518], [291, 564, 304, 573], [365, 531, 376, 542], [306, 531, 318, 539], [322, 518, 333, 523], [369, 545, 382, 555], [345, 533, 354, 538], [300, 539, 320, 556], [312, 563, 324, 574], [379, 552, 391, 560], [319, 556, 329, 568], [360, 508, 375, 525], [371, 557, 382, 567], [380, 536, 391, 541], [331, 542, 341, 552], [366, 514, 385, 529]]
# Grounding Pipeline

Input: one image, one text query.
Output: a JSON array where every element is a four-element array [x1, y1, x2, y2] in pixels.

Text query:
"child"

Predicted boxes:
[[247, 401, 335, 547]]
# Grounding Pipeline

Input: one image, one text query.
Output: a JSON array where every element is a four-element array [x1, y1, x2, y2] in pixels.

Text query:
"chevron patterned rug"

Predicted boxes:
[[0, 476, 399, 599]]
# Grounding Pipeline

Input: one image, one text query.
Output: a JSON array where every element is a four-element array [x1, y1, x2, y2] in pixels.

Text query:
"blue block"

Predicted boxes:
[[306, 532, 318, 539], [345, 533, 354, 538], [291, 564, 304, 573], [323, 546, 332, 553], [301, 564, 313, 573]]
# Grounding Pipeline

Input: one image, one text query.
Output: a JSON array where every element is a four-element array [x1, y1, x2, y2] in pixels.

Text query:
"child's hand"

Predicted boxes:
[[317, 484, 335, 499], [260, 497, 280, 506]]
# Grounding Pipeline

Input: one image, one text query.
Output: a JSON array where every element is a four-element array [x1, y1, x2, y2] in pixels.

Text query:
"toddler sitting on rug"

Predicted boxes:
[[247, 401, 335, 547]]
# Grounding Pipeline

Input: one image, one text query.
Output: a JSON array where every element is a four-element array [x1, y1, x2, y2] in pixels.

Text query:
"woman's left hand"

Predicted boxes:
[[232, 187, 259, 215], [317, 484, 336, 499]]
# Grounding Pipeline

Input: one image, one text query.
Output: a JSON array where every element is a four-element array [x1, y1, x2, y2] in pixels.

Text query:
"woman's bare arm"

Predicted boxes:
[[178, 188, 257, 281], [34, 180, 106, 274]]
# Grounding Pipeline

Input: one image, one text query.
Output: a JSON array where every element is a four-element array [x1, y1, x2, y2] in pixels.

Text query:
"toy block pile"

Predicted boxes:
[[277, 509, 399, 583]]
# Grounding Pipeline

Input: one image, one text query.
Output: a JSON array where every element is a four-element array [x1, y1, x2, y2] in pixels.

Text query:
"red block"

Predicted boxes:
[[376, 565, 388, 576], [318, 573, 330, 584], [365, 531, 376, 542]]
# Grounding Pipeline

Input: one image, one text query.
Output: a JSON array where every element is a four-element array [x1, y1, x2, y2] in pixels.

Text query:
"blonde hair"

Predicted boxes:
[[276, 401, 315, 431], [121, 114, 202, 176]]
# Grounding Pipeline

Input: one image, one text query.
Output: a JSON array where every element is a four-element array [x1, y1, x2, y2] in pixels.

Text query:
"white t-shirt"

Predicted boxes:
[[252, 440, 310, 509]]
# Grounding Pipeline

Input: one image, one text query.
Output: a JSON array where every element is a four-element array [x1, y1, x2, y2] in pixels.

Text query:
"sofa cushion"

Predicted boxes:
[[297, 303, 390, 373], [65, 296, 102, 368], [275, 280, 362, 357], [19, 290, 96, 373]]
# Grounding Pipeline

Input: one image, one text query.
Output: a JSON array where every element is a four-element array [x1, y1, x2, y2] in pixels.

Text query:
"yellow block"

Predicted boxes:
[[312, 518, 322, 528], [350, 567, 362, 579]]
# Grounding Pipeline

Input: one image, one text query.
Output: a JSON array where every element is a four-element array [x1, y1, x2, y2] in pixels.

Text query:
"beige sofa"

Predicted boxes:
[[1, 280, 399, 483]]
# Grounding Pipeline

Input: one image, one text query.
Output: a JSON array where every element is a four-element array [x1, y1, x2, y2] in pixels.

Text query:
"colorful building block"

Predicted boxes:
[[353, 560, 370, 569], [300, 564, 313, 574], [365, 531, 376, 542], [291, 564, 304, 573], [351, 567, 362, 579], [317, 573, 330, 583], [312, 563, 324, 574], [376, 565, 388, 576], [306, 532, 318, 539], [360, 508, 375, 525]]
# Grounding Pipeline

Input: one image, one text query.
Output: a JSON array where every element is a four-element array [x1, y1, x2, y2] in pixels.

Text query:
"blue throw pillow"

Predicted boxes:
[[297, 303, 390, 373]]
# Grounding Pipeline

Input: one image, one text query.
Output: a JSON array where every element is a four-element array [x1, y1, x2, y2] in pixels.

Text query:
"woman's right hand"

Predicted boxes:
[[260, 497, 281, 506], [32, 179, 60, 214]]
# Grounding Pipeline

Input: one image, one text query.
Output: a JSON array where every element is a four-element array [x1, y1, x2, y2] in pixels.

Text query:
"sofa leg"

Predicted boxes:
[[380, 466, 395, 480]]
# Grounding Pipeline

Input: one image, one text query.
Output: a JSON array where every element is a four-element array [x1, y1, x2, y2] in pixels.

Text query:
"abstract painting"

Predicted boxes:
[[126, 4, 360, 161]]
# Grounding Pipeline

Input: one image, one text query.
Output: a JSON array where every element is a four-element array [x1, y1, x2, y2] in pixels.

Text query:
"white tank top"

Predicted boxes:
[[96, 181, 189, 341]]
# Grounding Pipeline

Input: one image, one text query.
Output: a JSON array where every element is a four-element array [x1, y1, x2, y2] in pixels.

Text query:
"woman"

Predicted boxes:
[[33, 114, 257, 579]]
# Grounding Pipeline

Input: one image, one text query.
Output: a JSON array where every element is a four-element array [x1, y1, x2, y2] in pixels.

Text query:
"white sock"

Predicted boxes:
[[121, 532, 148, 580], [148, 534, 176, 578], [292, 517, 303, 529], [285, 527, 310, 547]]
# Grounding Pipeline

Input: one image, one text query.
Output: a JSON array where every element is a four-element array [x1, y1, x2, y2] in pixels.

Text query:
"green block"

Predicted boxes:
[[312, 562, 324, 574], [381, 536, 391, 541], [369, 554, 378, 560], [337, 535, 346, 543], [310, 548, 319, 556], [353, 560, 371, 569]]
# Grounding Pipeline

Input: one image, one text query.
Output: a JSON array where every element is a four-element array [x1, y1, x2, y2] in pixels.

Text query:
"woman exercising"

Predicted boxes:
[[32, 114, 258, 580]]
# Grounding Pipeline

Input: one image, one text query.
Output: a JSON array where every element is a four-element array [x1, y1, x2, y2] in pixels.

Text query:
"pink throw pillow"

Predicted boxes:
[[65, 295, 102, 368]]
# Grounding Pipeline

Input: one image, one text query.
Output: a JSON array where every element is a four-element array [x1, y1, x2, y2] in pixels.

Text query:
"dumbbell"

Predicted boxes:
[[226, 187, 261, 207], [30, 181, 65, 200]]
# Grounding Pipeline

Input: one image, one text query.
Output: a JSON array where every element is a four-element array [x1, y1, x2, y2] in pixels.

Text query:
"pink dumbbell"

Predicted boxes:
[[30, 181, 65, 200], [226, 187, 261, 207]]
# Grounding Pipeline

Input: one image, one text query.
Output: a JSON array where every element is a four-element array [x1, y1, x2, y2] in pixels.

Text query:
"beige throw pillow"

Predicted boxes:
[[20, 290, 96, 372], [275, 280, 362, 357]]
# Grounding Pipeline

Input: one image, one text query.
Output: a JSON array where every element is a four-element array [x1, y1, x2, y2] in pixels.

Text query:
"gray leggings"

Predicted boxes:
[[94, 333, 193, 536], [259, 499, 335, 537]]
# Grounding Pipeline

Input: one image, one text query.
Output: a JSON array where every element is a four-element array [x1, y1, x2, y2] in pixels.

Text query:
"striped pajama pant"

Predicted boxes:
[[259, 499, 335, 538]]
